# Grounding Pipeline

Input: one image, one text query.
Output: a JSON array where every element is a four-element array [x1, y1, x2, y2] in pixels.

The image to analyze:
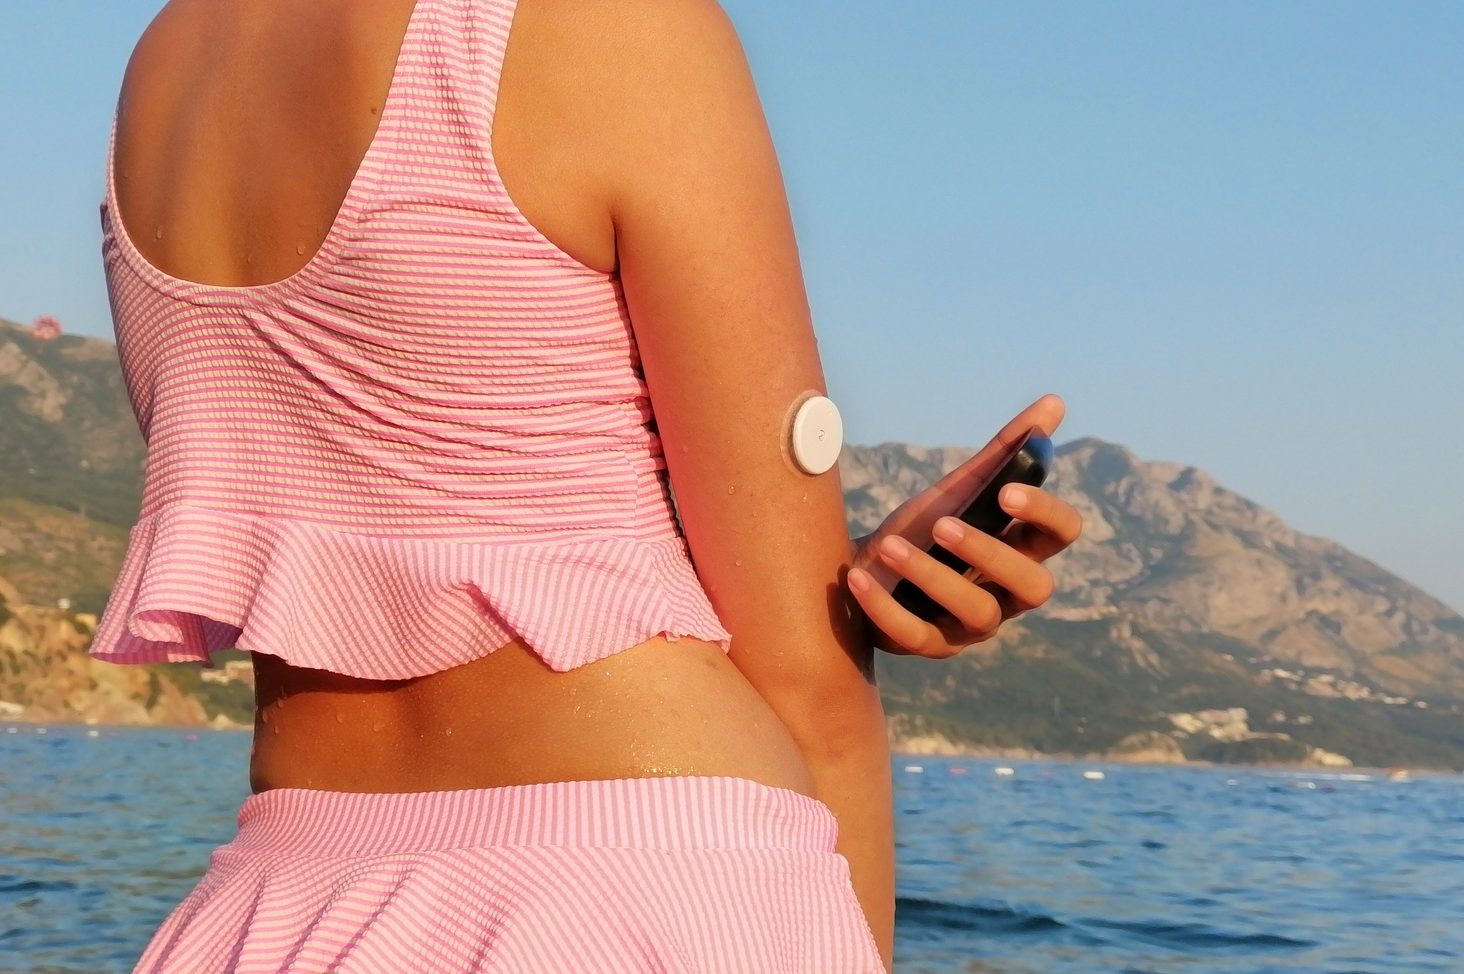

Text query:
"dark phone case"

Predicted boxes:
[[890, 430, 1053, 622]]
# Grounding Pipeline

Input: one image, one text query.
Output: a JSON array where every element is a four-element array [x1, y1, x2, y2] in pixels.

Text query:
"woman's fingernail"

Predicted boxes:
[[847, 568, 870, 593], [881, 536, 911, 561], [933, 518, 964, 544], [1003, 486, 1028, 511]]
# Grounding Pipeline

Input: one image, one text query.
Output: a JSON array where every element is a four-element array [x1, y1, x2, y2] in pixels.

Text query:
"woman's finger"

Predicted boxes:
[[874, 536, 1004, 636], [913, 395, 1065, 533], [998, 484, 1084, 563], [926, 517, 1055, 615], [846, 566, 963, 659]]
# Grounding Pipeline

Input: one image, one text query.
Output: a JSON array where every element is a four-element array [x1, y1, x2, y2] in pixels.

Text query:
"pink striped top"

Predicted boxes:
[[90, 0, 733, 677]]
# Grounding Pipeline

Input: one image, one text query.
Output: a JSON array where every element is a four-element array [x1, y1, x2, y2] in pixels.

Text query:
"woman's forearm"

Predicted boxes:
[[789, 681, 895, 971]]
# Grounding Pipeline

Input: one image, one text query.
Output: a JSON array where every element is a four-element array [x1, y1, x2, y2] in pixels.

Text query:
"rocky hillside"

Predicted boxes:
[[1054, 439, 1463, 695], [0, 317, 143, 610], [2, 316, 1462, 767], [842, 438, 1464, 700], [841, 441, 1464, 769], [0, 575, 249, 729]]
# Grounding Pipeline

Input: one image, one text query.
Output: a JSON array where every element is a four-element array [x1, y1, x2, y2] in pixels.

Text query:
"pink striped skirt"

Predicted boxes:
[[132, 775, 885, 973]]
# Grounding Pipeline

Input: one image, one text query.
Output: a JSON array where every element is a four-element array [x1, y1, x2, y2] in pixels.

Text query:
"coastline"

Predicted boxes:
[[4, 718, 1450, 776]]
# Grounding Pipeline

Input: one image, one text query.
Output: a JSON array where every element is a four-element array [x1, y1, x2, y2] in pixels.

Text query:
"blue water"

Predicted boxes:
[[2, 726, 1460, 973]]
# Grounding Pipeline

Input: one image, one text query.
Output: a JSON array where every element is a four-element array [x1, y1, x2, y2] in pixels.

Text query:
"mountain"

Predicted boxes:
[[2, 315, 1462, 767], [840, 441, 1464, 769], [842, 437, 1463, 699], [0, 317, 143, 611], [0, 576, 248, 728], [0, 575, 251, 728]]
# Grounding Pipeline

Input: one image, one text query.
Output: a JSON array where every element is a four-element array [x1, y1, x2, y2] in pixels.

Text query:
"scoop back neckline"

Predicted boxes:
[[101, 0, 431, 301]]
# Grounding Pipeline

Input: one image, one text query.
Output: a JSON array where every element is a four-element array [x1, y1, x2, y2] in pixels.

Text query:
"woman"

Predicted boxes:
[[93, 0, 1082, 970]]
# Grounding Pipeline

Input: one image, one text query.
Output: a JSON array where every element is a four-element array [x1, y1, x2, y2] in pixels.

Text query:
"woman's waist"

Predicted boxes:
[[248, 635, 816, 799]]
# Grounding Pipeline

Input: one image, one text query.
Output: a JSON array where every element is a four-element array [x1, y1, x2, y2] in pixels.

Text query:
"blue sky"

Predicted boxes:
[[1, 1, 1461, 612]]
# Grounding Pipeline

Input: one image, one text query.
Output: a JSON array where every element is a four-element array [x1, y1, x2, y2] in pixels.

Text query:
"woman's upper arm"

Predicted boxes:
[[551, 0, 876, 703]]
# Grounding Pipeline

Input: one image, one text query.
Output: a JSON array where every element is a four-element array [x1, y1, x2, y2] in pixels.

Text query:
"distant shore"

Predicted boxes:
[[889, 749, 1448, 777], [6, 718, 1454, 775]]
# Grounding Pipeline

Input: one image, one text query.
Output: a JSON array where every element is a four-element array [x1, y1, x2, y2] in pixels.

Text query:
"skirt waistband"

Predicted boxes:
[[230, 775, 838, 858]]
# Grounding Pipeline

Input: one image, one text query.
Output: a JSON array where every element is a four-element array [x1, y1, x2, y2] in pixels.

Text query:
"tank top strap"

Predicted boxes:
[[384, 0, 522, 146], [464, 0, 523, 123], [363, 0, 528, 231]]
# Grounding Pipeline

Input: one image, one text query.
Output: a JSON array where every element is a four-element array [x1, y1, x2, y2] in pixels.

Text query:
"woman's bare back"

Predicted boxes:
[[112, 0, 815, 797]]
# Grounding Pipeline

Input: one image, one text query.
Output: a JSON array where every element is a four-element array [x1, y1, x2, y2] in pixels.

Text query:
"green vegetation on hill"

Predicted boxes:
[[876, 617, 1464, 770], [156, 651, 255, 725], [1189, 737, 1311, 765], [0, 497, 128, 614], [0, 326, 143, 529], [0, 385, 142, 528]]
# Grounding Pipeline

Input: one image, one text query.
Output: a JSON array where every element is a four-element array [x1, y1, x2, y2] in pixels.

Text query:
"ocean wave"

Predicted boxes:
[[896, 896, 1067, 935], [0, 876, 78, 894], [896, 896, 1315, 953], [1079, 917, 1315, 950]]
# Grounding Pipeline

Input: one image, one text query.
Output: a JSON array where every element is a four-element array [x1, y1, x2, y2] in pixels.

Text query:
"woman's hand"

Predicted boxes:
[[846, 393, 1084, 659]]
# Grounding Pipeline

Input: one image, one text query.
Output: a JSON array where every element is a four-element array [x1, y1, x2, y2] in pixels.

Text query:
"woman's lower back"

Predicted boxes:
[[249, 636, 818, 798]]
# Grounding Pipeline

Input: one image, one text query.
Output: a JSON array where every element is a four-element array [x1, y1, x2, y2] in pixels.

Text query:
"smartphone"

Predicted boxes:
[[890, 428, 1053, 622]]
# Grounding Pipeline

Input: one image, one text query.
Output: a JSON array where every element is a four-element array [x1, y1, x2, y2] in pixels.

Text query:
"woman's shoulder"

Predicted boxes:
[[506, 0, 751, 118], [495, 0, 759, 273]]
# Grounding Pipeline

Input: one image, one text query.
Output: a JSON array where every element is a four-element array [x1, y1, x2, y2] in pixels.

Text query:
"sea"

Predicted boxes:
[[2, 725, 1460, 974]]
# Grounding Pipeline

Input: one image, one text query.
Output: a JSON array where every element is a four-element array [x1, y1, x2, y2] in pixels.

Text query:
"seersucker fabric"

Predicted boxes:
[[91, 0, 733, 677], [129, 776, 887, 973]]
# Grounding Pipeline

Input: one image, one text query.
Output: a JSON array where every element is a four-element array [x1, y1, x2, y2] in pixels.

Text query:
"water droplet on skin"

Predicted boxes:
[[260, 711, 269, 724], [727, 486, 736, 494], [334, 712, 344, 724], [371, 722, 385, 734], [444, 727, 453, 737], [296, 244, 306, 255], [152, 227, 163, 240], [734, 559, 742, 567]]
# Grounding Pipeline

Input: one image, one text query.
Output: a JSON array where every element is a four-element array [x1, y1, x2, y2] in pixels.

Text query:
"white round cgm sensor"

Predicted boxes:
[[789, 395, 843, 475]]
